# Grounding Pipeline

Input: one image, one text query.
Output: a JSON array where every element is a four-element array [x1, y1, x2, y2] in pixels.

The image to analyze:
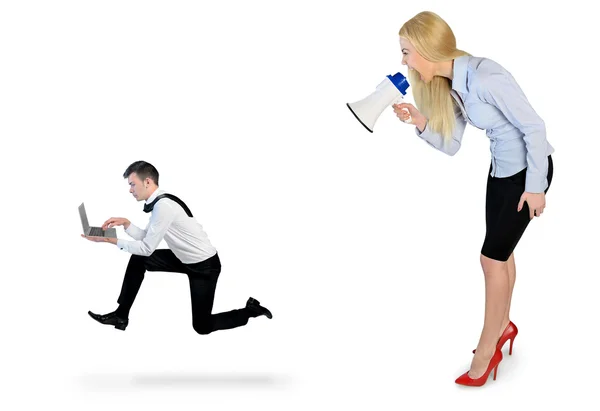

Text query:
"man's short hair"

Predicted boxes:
[[123, 161, 159, 185]]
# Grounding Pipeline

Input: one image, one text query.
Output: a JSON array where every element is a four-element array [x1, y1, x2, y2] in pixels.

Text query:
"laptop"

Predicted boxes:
[[79, 202, 117, 238]]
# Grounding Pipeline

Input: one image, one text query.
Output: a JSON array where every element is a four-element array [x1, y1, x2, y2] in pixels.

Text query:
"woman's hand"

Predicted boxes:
[[518, 192, 546, 219], [392, 103, 427, 132]]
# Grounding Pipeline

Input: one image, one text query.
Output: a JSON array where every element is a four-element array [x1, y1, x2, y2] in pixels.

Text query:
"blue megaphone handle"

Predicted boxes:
[[387, 72, 410, 95]]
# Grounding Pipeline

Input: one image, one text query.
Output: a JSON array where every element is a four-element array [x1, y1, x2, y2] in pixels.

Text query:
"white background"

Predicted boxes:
[[1, 0, 599, 409]]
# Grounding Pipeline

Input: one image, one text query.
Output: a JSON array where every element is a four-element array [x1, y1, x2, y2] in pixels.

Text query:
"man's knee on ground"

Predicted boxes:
[[193, 321, 213, 335]]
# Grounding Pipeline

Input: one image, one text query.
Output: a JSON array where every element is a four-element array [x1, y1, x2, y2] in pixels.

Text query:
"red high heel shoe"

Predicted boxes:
[[455, 347, 503, 387], [473, 321, 518, 355]]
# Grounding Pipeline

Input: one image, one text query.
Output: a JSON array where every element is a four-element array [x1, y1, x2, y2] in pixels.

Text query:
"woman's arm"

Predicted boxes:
[[414, 102, 468, 156]]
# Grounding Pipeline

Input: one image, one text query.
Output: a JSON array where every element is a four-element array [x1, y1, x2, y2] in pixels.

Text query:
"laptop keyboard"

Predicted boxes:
[[89, 227, 104, 237]]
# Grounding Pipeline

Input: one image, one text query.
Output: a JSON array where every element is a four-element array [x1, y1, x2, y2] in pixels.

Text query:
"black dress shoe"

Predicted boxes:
[[88, 310, 129, 330], [246, 297, 272, 319]]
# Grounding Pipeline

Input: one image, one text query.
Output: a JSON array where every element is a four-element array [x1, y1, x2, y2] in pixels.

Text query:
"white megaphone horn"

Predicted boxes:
[[347, 72, 411, 133]]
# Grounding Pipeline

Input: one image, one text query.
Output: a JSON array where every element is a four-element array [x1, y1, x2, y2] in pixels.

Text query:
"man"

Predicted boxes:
[[82, 160, 272, 333]]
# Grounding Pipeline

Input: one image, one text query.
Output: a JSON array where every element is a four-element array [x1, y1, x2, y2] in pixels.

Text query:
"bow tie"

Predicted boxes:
[[143, 197, 160, 213]]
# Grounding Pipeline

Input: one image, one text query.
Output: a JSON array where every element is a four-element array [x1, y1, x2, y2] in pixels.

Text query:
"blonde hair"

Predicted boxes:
[[399, 11, 470, 140]]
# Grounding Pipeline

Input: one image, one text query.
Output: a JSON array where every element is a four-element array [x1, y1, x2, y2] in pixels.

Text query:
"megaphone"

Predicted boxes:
[[347, 72, 411, 133]]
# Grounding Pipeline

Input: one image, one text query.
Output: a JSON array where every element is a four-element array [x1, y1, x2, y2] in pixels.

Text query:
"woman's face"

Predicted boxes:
[[400, 37, 433, 83]]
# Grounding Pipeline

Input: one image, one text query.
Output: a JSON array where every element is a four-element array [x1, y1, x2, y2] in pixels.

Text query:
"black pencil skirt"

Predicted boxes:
[[481, 155, 553, 261]]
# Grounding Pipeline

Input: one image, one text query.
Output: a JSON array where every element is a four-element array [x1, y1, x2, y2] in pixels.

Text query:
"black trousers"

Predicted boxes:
[[481, 155, 554, 261], [116, 250, 252, 334]]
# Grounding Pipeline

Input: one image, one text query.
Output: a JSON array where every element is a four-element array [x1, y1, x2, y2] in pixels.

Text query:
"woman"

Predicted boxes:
[[393, 11, 554, 387]]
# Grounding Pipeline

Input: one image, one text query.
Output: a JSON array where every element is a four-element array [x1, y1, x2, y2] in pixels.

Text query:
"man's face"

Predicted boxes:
[[127, 173, 149, 201]]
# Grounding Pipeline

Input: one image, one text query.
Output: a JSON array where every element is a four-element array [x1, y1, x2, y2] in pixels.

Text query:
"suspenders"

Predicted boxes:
[[143, 193, 193, 217]]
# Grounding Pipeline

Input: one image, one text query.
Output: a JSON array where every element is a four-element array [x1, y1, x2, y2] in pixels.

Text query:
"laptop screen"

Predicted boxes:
[[79, 203, 90, 232]]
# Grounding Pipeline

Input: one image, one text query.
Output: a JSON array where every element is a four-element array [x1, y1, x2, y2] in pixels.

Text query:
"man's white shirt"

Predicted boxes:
[[116, 188, 217, 264]]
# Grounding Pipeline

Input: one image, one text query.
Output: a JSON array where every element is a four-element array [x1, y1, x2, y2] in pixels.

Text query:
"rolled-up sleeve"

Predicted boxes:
[[415, 101, 467, 156], [116, 202, 176, 256], [478, 70, 549, 193]]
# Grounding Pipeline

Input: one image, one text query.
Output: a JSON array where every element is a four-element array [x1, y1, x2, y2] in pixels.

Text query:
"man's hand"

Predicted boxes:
[[102, 217, 131, 230], [518, 191, 546, 219], [81, 234, 118, 245]]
